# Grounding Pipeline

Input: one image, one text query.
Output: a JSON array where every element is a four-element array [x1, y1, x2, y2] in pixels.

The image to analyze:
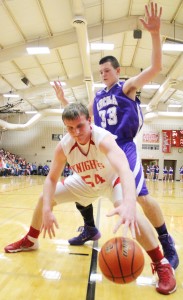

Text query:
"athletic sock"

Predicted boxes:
[[27, 226, 40, 239], [147, 246, 164, 263], [155, 223, 168, 236], [75, 202, 95, 227]]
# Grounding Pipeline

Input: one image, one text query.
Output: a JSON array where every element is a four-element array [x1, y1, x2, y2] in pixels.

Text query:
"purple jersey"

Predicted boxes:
[[93, 81, 147, 196], [93, 81, 143, 145]]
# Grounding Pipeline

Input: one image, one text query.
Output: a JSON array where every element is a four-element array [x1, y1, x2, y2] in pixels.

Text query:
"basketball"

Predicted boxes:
[[98, 237, 145, 284]]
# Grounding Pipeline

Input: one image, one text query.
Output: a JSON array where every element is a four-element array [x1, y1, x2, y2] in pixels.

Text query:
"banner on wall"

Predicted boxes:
[[162, 130, 171, 153], [180, 131, 183, 147], [171, 130, 183, 147], [142, 132, 159, 143]]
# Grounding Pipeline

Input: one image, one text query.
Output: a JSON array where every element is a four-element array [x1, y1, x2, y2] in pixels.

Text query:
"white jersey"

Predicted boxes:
[[60, 124, 119, 201]]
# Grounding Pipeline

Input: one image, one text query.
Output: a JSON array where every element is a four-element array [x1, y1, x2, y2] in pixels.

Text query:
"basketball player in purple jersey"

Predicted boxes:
[[53, 2, 179, 269]]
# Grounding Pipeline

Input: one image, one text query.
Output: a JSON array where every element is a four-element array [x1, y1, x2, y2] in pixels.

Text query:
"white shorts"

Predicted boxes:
[[54, 174, 123, 207]]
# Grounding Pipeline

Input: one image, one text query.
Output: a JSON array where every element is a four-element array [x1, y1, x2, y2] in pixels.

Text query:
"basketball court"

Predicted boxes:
[[0, 1, 183, 299], [0, 175, 182, 300]]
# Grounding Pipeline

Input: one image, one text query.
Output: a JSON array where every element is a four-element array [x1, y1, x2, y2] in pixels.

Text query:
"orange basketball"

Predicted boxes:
[[98, 237, 144, 284]]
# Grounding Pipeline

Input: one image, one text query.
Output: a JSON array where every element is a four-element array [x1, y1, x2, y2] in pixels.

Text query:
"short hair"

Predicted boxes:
[[99, 56, 120, 69], [62, 103, 89, 122]]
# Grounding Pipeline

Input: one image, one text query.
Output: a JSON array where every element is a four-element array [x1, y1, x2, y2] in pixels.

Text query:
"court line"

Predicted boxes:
[[69, 253, 89, 256], [86, 199, 101, 300]]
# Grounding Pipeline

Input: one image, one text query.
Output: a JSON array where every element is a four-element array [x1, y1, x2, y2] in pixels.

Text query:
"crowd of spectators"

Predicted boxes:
[[0, 149, 50, 177], [1, 149, 182, 181]]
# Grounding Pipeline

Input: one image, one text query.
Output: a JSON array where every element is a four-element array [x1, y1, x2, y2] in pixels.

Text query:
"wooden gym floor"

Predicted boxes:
[[0, 175, 183, 300]]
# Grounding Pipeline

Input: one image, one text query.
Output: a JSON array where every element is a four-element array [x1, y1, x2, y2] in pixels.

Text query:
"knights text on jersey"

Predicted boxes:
[[93, 81, 143, 144], [60, 125, 118, 193]]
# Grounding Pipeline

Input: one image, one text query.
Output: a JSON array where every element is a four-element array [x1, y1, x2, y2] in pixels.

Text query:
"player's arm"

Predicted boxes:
[[52, 81, 70, 107], [42, 142, 67, 238], [99, 134, 139, 238], [53, 81, 94, 117], [123, 2, 162, 100]]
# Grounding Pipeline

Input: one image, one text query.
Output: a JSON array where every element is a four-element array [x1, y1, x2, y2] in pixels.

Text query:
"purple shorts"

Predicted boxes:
[[120, 141, 148, 196]]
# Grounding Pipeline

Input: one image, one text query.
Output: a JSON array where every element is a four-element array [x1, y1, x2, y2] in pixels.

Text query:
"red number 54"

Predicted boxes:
[[81, 174, 106, 187]]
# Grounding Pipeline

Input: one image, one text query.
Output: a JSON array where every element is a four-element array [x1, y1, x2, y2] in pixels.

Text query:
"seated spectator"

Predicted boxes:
[[0, 156, 7, 177], [26, 163, 31, 176], [63, 164, 71, 177], [38, 164, 43, 175], [20, 162, 27, 175], [12, 163, 22, 176], [31, 163, 38, 175], [4, 160, 12, 176], [42, 164, 50, 176]]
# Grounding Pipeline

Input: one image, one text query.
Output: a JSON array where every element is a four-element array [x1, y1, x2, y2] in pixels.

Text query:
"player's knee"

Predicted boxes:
[[137, 195, 149, 205]]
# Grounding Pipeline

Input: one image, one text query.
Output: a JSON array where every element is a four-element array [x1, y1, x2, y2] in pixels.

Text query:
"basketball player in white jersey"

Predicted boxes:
[[4, 103, 176, 295]]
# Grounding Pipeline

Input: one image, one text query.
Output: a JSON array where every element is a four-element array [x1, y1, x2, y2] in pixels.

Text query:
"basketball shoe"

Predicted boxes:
[[4, 235, 39, 253], [68, 225, 101, 245], [151, 258, 177, 295], [158, 234, 179, 269]]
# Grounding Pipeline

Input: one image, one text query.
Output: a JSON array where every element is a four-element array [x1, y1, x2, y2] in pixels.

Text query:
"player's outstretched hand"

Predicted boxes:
[[41, 210, 59, 239], [107, 205, 140, 239], [52, 81, 65, 102], [139, 2, 162, 34]]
